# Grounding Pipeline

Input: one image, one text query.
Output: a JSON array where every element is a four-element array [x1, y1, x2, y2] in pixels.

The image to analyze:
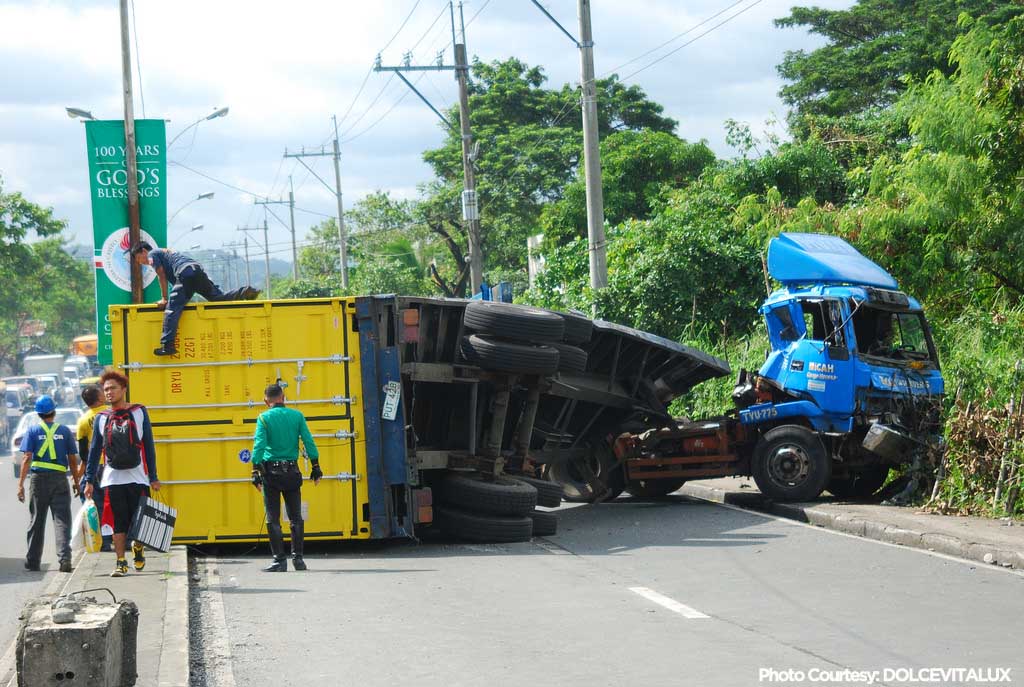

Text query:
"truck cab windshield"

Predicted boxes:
[[852, 305, 935, 364]]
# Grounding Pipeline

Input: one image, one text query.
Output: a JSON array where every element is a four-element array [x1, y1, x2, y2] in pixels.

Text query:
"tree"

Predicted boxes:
[[540, 130, 716, 245], [775, 0, 1022, 121]]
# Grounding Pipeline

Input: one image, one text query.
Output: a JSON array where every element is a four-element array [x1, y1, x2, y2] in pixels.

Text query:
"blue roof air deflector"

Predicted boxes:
[[767, 233, 898, 289]]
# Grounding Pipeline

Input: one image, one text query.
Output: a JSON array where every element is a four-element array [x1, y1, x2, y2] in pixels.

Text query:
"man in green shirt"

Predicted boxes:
[[251, 383, 322, 572]]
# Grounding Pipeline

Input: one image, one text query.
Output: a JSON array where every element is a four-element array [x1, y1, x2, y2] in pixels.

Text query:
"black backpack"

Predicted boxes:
[[102, 405, 143, 470]]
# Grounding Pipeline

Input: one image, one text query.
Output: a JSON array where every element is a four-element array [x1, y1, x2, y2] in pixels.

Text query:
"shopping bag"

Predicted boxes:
[[81, 501, 102, 553], [127, 496, 177, 552]]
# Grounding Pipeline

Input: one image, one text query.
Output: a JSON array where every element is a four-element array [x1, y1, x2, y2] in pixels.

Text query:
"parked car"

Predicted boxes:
[[11, 407, 83, 477], [5, 384, 33, 443]]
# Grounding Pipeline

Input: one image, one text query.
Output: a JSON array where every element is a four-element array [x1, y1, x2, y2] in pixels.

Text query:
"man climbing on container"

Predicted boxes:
[[77, 383, 112, 552], [84, 371, 160, 578], [129, 241, 260, 357], [16, 395, 81, 573], [250, 383, 322, 572]]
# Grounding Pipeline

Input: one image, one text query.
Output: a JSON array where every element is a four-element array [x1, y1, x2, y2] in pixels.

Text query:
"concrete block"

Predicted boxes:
[[920, 532, 967, 559], [799, 507, 835, 529], [17, 598, 139, 687], [881, 526, 924, 548], [862, 520, 890, 542], [830, 514, 867, 537]]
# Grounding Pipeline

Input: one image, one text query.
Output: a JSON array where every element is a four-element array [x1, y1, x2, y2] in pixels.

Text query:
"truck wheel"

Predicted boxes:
[[544, 309, 593, 345], [460, 335, 560, 375], [435, 506, 534, 543], [435, 473, 538, 517], [464, 301, 565, 344], [528, 509, 558, 537], [625, 478, 686, 498], [545, 437, 624, 503], [752, 425, 831, 501], [510, 475, 562, 508], [828, 465, 890, 500], [552, 344, 588, 374]]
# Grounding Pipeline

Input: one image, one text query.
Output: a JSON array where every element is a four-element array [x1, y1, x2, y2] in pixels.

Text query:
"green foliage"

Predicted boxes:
[[775, 0, 1022, 121], [540, 130, 716, 245], [0, 178, 92, 371]]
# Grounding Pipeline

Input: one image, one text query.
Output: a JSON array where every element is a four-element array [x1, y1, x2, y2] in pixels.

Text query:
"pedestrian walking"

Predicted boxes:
[[16, 395, 81, 573], [84, 371, 160, 578], [129, 241, 260, 356], [77, 383, 112, 551], [251, 383, 322, 572]]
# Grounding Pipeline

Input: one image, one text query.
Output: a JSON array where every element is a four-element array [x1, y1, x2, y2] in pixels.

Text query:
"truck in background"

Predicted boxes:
[[611, 233, 945, 502], [23, 354, 65, 382]]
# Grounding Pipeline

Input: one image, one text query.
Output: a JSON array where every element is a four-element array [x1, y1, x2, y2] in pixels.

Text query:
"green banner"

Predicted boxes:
[[84, 120, 167, 365]]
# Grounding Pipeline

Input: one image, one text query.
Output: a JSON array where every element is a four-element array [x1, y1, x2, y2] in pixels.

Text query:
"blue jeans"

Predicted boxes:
[[161, 266, 252, 348]]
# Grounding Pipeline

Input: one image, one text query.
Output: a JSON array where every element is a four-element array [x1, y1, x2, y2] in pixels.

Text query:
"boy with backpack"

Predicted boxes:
[[84, 370, 160, 578]]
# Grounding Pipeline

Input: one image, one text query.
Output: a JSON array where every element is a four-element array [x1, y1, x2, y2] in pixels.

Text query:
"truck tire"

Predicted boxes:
[[544, 309, 593, 345], [752, 425, 831, 501], [464, 301, 565, 344], [435, 506, 534, 543], [529, 509, 558, 537], [828, 465, 889, 500], [435, 473, 538, 517], [545, 437, 624, 503], [625, 478, 686, 498], [510, 475, 562, 508], [460, 335, 559, 375], [552, 344, 588, 374]]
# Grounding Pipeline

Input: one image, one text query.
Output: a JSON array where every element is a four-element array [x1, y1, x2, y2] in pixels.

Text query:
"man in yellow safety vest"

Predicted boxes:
[[16, 395, 81, 573]]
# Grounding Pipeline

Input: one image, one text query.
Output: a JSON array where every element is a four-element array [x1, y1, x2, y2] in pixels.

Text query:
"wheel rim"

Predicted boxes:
[[766, 442, 812, 488]]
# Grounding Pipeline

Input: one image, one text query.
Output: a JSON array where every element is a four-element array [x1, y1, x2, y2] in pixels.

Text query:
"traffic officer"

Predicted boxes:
[[129, 241, 260, 356], [16, 396, 81, 573], [250, 383, 322, 572]]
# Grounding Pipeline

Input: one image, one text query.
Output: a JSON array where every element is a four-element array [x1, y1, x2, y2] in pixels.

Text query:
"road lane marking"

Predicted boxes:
[[629, 586, 710, 618]]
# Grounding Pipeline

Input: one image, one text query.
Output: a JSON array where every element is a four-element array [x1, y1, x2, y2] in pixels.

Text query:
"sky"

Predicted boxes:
[[0, 0, 851, 265]]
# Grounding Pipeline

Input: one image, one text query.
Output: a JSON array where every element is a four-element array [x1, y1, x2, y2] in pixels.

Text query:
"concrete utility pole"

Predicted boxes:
[[238, 221, 271, 298], [577, 0, 607, 291], [374, 1, 483, 295], [283, 117, 348, 289], [254, 188, 297, 280], [119, 0, 143, 303]]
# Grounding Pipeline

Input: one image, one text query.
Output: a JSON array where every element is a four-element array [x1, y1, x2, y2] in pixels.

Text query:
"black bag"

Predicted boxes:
[[102, 406, 143, 470], [128, 495, 177, 552], [264, 461, 302, 491]]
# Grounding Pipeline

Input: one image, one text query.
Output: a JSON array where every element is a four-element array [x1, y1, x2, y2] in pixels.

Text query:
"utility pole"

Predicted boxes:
[[531, 0, 608, 295], [119, 0, 143, 303], [283, 116, 348, 289], [577, 0, 607, 291], [374, 1, 483, 295], [254, 189, 296, 280], [238, 221, 271, 297]]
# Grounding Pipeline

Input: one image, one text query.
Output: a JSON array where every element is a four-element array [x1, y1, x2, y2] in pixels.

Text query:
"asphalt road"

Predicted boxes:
[[195, 496, 1024, 687], [0, 452, 82, 658]]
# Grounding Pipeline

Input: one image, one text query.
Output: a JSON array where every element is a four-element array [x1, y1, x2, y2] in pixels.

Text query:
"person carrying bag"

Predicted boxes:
[[250, 383, 322, 572]]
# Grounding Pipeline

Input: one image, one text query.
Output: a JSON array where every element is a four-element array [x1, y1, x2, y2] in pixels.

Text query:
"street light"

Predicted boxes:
[[65, 107, 96, 121], [168, 191, 215, 226], [171, 224, 204, 244], [168, 106, 230, 148]]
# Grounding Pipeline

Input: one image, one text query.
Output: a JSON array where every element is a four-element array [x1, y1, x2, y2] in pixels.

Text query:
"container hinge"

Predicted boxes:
[[334, 430, 358, 440], [333, 473, 361, 482], [295, 360, 307, 396], [329, 354, 346, 364]]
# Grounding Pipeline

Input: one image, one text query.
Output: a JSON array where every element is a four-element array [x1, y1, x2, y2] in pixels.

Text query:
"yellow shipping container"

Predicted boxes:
[[110, 298, 373, 543]]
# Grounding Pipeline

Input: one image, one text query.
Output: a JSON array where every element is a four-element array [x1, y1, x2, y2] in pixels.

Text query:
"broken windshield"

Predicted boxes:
[[851, 305, 935, 364]]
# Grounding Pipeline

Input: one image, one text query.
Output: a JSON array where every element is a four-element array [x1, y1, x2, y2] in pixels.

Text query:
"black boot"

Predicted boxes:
[[263, 522, 288, 572], [290, 520, 307, 571]]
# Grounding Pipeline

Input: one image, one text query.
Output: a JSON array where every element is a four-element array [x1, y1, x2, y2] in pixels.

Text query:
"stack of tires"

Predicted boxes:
[[434, 473, 564, 542], [460, 301, 593, 375]]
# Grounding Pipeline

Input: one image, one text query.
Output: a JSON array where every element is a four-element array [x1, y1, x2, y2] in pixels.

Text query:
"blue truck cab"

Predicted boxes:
[[733, 233, 945, 500]]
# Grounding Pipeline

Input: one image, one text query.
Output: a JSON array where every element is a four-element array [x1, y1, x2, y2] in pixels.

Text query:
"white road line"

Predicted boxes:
[[629, 586, 710, 619]]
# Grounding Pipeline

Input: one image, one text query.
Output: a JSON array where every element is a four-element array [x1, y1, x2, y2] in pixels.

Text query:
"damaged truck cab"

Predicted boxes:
[[619, 233, 945, 502]]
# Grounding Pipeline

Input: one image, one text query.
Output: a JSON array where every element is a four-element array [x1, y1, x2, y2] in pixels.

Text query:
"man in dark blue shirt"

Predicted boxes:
[[15, 395, 80, 573], [130, 242, 261, 356]]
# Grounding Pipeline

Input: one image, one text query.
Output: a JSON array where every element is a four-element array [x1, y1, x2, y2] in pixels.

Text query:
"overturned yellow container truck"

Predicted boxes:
[[110, 295, 728, 544]]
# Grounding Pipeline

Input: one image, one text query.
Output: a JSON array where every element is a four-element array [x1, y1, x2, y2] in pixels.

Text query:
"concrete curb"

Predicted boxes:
[[157, 547, 190, 687], [680, 482, 1024, 570]]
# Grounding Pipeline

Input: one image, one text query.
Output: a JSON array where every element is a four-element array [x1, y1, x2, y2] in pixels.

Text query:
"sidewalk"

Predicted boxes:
[[681, 478, 1024, 570], [1, 546, 189, 687]]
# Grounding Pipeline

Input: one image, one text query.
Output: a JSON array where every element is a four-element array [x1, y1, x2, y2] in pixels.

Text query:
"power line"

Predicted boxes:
[[380, 0, 423, 53], [169, 160, 335, 218], [618, 0, 766, 82]]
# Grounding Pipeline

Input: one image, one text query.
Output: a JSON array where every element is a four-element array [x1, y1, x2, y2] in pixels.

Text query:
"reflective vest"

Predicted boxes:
[[32, 422, 68, 473]]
